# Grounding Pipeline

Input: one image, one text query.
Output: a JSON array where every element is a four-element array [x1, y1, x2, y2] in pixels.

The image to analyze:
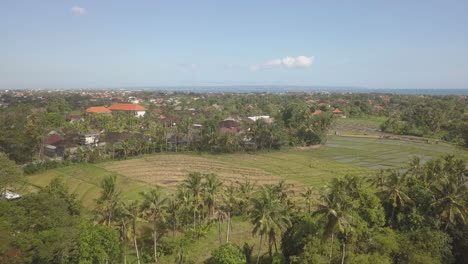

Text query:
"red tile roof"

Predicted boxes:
[[333, 108, 343, 113], [107, 103, 147, 111], [313, 110, 322, 115], [45, 134, 64, 145], [86, 106, 111, 113], [220, 127, 238, 134]]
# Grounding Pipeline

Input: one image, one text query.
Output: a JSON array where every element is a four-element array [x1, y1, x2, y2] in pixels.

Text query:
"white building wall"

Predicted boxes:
[[135, 111, 146, 117]]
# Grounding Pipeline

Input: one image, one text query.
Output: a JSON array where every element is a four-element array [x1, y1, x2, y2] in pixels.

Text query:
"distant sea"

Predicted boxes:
[[128, 86, 468, 95]]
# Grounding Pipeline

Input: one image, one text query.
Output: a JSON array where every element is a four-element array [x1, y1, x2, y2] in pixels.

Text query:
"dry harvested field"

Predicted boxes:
[[97, 154, 304, 191]]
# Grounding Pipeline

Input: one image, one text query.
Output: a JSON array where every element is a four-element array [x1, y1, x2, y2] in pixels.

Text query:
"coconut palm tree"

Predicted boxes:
[[183, 172, 204, 225], [408, 156, 424, 178], [203, 173, 222, 218], [140, 188, 167, 263], [114, 202, 132, 264], [222, 184, 242, 243], [166, 197, 181, 236], [431, 179, 466, 229], [272, 180, 294, 204], [95, 175, 121, 226], [377, 170, 412, 219], [250, 186, 291, 264], [313, 191, 352, 264], [368, 169, 386, 189], [301, 187, 315, 213], [127, 200, 144, 264]]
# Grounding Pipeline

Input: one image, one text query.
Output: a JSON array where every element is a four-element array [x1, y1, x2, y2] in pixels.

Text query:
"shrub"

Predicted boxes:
[[205, 243, 246, 264]]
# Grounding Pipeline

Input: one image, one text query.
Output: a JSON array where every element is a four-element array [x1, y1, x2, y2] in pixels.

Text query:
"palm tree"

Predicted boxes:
[[431, 179, 466, 229], [127, 200, 144, 264], [222, 184, 242, 243], [140, 189, 167, 263], [250, 186, 291, 264], [114, 202, 132, 264], [313, 192, 352, 264], [203, 173, 222, 218], [368, 169, 386, 189], [237, 178, 256, 212], [301, 187, 315, 213], [183, 172, 204, 225], [272, 180, 294, 204], [377, 170, 412, 219], [408, 156, 424, 178], [95, 175, 121, 226], [166, 197, 180, 236]]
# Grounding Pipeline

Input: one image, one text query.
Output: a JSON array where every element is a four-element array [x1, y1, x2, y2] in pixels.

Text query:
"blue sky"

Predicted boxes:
[[1, 0, 468, 89]]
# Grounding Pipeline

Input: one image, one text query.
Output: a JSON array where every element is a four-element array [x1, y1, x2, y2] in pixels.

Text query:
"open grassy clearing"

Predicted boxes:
[[157, 216, 261, 264], [334, 117, 386, 135], [27, 164, 156, 209]]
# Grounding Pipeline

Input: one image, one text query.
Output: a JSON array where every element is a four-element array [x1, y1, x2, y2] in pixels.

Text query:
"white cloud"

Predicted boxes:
[[250, 56, 314, 71], [71, 6, 86, 16]]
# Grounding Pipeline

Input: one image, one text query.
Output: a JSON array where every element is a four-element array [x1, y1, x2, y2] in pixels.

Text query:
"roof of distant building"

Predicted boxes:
[[107, 103, 147, 111], [86, 106, 111, 113]]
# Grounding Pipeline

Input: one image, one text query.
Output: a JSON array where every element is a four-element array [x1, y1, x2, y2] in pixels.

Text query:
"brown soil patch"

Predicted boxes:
[[98, 155, 303, 191]]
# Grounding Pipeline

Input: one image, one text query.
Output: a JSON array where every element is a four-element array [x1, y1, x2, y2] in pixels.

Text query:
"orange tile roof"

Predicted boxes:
[[107, 103, 147, 111], [313, 110, 322, 115], [333, 108, 343, 113], [86, 106, 111, 113]]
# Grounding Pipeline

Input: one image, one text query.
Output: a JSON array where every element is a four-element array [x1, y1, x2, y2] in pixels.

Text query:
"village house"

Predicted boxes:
[[107, 103, 147, 117], [219, 119, 241, 134], [248, 115, 273, 123], [332, 108, 346, 118]]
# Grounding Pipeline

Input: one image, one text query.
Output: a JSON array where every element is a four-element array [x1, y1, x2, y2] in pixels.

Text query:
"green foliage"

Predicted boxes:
[[205, 243, 246, 264], [281, 214, 321, 260], [69, 221, 120, 264], [40, 177, 82, 215], [395, 228, 454, 264], [0, 152, 24, 193]]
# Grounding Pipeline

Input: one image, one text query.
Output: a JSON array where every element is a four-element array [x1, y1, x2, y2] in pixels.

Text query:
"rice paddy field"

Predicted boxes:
[[27, 135, 468, 209]]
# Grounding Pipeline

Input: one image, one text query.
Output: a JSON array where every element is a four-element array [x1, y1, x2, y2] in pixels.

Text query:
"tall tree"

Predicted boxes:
[[95, 175, 121, 226], [140, 188, 167, 262], [0, 152, 24, 195], [127, 200, 144, 264], [377, 170, 412, 220], [203, 173, 222, 218], [250, 186, 291, 263]]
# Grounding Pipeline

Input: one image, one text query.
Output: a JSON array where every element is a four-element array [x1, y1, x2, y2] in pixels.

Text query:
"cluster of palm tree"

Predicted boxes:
[[369, 155, 467, 229], [91, 172, 300, 263], [90, 155, 466, 264]]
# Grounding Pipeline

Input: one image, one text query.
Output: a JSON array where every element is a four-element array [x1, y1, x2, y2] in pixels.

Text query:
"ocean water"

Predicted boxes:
[[136, 86, 468, 95]]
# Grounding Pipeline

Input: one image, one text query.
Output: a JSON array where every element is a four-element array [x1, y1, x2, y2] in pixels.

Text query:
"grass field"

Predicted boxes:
[[26, 136, 467, 208], [334, 117, 386, 135]]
